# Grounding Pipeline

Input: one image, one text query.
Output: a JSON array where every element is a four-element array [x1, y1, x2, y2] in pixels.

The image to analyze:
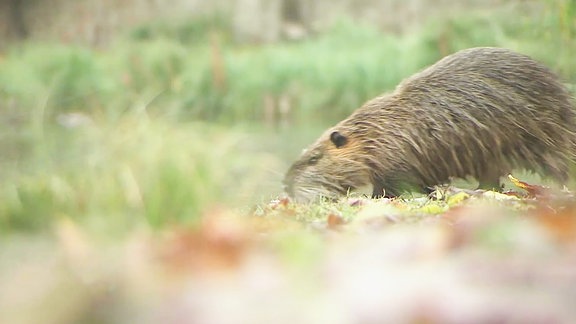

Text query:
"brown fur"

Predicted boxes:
[[284, 47, 576, 202]]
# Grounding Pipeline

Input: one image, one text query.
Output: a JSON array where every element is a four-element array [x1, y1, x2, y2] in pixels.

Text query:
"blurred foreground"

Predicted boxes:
[[2, 190, 576, 323]]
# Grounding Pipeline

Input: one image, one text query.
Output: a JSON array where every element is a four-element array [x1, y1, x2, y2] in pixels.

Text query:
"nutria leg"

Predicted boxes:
[[477, 174, 502, 191], [423, 186, 435, 194], [372, 183, 386, 198], [477, 180, 501, 191], [372, 184, 403, 198]]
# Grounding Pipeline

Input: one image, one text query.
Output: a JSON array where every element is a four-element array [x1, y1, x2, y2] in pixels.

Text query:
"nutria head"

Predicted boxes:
[[283, 128, 373, 203]]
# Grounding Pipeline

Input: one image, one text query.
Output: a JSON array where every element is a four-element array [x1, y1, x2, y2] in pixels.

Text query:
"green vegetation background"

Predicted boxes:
[[0, 1, 575, 233]]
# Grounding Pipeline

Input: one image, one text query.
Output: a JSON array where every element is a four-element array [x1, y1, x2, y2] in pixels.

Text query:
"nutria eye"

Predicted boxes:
[[330, 131, 348, 148], [309, 153, 322, 165]]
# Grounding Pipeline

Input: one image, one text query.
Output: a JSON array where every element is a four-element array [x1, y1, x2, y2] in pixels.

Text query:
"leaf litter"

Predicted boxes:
[[2, 176, 576, 323]]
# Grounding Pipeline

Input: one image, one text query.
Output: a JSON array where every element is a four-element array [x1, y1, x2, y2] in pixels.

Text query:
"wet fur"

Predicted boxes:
[[284, 47, 576, 202]]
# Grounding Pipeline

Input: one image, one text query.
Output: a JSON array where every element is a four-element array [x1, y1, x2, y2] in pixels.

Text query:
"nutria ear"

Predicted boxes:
[[330, 131, 348, 148]]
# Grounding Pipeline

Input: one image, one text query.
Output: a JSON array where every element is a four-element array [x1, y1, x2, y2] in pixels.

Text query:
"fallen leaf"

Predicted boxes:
[[269, 197, 290, 209], [482, 190, 520, 200], [416, 204, 447, 215], [532, 201, 576, 246], [446, 191, 470, 207], [508, 174, 549, 197], [327, 213, 345, 230], [159, 209, 251, 273]]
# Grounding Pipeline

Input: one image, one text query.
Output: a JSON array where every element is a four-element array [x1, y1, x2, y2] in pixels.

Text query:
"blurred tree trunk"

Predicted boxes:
[[8, 0, 28, 38], [0, 0, 30, 41]]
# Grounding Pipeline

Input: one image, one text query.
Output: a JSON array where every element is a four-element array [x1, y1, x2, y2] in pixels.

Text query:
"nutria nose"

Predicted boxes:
[[282, 178, 294, 197]]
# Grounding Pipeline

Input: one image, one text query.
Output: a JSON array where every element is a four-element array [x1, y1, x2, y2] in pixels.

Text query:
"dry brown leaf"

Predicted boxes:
[[266, 197, 297, 217], [269, 197, 290, 209], [508, 174, 549, 197], [532, 202, 576, 246], [327, 213, 345, 230], [158, 209, 251, 273]]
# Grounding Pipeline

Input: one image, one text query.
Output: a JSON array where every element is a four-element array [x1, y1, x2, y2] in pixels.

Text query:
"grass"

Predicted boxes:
[[0, 112, 284, 234], [2, 9, 575, 128]]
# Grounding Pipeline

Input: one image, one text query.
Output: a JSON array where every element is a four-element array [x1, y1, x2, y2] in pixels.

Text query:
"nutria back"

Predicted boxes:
[[284, 47, 576, 202]]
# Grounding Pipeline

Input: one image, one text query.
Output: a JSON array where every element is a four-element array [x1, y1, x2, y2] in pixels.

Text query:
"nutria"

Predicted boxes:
[[284, 47, 576, 202]]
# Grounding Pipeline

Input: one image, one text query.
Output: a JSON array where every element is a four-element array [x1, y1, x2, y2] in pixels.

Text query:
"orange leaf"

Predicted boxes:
[[327, 213, 345, 230], [508, 174, 549, 197], [532, 202, 576, 245]]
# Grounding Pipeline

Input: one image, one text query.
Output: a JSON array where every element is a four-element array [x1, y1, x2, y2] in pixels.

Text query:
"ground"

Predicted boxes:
[[2, 179, 576, 323]]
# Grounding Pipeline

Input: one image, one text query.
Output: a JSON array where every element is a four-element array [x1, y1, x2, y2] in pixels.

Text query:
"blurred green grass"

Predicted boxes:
[[0, 4, 575, 233], [2, 9, 574, 126], [0, 113, 284, 233]]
